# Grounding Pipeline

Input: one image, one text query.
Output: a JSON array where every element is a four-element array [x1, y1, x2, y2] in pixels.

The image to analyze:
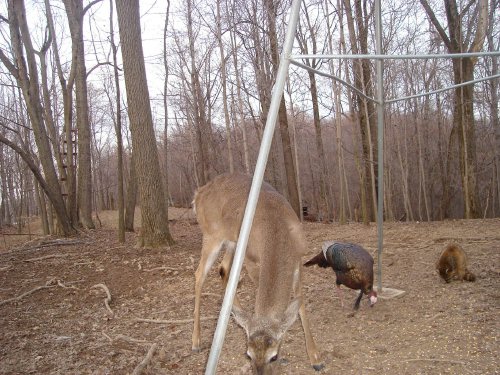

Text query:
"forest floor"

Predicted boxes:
[[0, 209, 498, 375]]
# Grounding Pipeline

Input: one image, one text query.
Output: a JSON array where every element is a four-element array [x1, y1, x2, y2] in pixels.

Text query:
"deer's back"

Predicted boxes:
[[194, 173, 305, 262]]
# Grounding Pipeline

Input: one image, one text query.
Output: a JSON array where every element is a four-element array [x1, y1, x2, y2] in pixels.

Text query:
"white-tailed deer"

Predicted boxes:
[[191, 173, 323, 374]]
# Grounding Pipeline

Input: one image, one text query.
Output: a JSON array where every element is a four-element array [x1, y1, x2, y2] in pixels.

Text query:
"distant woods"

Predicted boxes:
[[0, 0, 498, 242]]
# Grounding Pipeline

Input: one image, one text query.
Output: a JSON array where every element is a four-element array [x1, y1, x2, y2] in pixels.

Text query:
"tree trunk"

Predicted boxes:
[[187, 0, 210, 186], [0, 142, 12, 226], [63, 0, 94, 229], [115, 0, 174, 247], [125, 153, 138, 232], [229, 17, 250, 173], [34, 180, 50, 235], [217, 0, 234, 173], [453, 59, 481, 218], [264, 0, 301, 217], [44, 0, 78, 225], [343, 0, 377, 223], [109, 0, 125, 242]]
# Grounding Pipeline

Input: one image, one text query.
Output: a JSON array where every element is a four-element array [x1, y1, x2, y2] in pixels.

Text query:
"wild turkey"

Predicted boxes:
[[304, 241, 377, 310]]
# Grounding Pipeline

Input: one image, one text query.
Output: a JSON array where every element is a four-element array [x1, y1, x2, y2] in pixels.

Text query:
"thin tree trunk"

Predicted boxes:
[[34, 180, 49, 235], [229, 14, 250, 173], [264, 0, 301, 217], [63, 0, 94, 229], [187, 0, 210, 185], [125, 153, 138, 232], [217, 0, 234, 173], [109, 0, 125, 242]]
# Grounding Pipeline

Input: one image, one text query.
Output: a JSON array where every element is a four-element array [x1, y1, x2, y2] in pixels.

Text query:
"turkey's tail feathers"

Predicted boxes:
[[304, 252, 329, 268]]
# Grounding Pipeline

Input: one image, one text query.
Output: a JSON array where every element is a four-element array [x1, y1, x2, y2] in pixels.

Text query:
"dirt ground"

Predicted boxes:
[[0, 209, 498, 375]]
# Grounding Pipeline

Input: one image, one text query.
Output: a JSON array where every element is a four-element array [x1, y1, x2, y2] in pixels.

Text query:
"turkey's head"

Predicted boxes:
[[368, 290, 378, 307]]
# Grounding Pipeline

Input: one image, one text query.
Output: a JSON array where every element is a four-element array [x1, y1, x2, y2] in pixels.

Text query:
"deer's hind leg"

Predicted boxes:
[[192, 237, 225, 352], [218, 241, 244, 309]]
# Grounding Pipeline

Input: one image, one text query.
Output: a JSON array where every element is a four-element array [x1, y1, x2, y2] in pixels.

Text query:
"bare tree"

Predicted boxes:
[[420, 0, 489, 218], [264, 0, 301, 217], [0, 0, 73, 235], [115, 0, 174, 247], [343, 0, 377, 223], [186, 0, 211, 186], [43, 0, 77, 225], [216, 0, 234, 173], [108, 0, 124, 242], [296, 7, 333, 221], [62, 0, 98, 229]]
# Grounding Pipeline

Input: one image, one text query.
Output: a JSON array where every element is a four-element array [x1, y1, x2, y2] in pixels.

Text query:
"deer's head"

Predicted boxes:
[[232, 298, 301, 374]]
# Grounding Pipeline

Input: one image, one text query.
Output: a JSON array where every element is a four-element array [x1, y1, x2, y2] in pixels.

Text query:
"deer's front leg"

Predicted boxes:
[[294, 266, 323, 371]]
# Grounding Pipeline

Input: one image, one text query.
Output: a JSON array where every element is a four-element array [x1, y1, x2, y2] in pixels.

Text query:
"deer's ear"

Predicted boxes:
[[232, 304, 251, 335], [278, 297, 301, 338]]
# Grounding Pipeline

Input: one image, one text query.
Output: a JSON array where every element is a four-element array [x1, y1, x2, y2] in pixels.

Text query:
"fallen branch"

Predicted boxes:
[[24, 254, 69, 263], [91, 283, 114, 316], [405, 358, 466, 365], [142, 266, 180, 272], [134, 316, 217, 325], [103, 332, 151, 345], [132, 343, 158, 375], [0, 278, 57, 307], [71, 261, 95, 267], [57, 279, 80, 290], [22, 239, 87, 252], [0, 239, 88, 257]]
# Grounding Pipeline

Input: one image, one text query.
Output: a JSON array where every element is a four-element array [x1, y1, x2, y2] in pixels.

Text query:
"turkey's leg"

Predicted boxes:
[[335, 284, 344, 308]]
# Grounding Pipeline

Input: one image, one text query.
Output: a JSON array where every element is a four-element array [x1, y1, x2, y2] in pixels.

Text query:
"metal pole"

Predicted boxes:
[[204, 0, 302, 372], [375, 0, 384, 293], [290, 51, 500, 60]]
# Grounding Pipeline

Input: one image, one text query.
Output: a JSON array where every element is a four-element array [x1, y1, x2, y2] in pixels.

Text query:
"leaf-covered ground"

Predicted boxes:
[[0, 210, 498, 374]]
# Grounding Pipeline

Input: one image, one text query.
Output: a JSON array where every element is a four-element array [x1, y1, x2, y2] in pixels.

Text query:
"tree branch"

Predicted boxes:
[[469, 0, 489, 53], [0, 133, 51, 196], [419, 0, 452, 50], [0, 48, 19, 79], [86, 61, 120, 79], [83, 0, 104, 16]]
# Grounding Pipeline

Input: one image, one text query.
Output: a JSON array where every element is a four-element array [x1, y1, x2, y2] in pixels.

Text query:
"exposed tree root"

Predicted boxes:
[[0, 278, 57, 307], [134, 316, 217, 324], [24, 254, 69, 263], [142, 266, 180, 272], [405, 358, 466, 365], [103, 332, 151, 345], [132, 343, 158, 375], [18, 239, 87, 253], [91, 283, 114, 316]]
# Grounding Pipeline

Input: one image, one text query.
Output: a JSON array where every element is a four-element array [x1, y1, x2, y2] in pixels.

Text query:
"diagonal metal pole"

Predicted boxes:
[[203, 0, 303, 373]]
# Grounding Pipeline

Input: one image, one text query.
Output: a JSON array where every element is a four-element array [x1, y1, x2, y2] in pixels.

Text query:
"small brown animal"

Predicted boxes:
[[436, 244, 476, 283]]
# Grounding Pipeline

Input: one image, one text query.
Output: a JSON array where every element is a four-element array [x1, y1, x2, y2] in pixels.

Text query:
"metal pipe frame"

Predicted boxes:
[[204, 0, 499, 371]]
